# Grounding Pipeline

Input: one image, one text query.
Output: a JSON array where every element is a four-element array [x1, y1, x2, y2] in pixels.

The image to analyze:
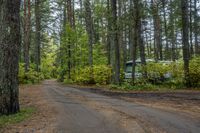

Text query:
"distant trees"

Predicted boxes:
[[2, 0, 198, 92], [0, 0, 21, 115]]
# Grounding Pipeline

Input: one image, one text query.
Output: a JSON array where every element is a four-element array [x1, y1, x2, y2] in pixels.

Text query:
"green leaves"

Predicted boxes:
[[19, 63, 44, 84], [189, 57, 200, 87], [72, 65, 112, 85]]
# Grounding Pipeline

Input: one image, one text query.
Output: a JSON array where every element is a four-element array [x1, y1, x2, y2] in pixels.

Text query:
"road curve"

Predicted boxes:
[[43, 80, 200, 133]]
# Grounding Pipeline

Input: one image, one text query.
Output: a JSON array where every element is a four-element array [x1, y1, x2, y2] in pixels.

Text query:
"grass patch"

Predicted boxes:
[[0, 107, 36, 128], [109, 83, 159, 91], [109, 81, 189, 92]]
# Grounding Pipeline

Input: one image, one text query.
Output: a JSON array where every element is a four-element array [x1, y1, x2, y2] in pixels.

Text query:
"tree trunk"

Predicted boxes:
[[111, 0, 120, 85], [169, 0, 176, 61], [0, 0, 21, 115], [35, 0, 41, 72], [132, 0, 139, 83], [67, 0, 74, 79], [162, 0, 169, 60], [189, 0, 194, 57], [84, 0, 94, 67], [194, 0, 199, 55], [181, 0, 190, 87], [107, 0, 111, 65], [24, 0, 31, 72], [151, 0, 162, 61]]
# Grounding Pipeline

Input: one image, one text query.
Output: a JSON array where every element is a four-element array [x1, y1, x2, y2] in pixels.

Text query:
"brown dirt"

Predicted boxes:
[[1, 82, 199, 133], [1, 84, 57, 133], [69, 84, 200, 119]]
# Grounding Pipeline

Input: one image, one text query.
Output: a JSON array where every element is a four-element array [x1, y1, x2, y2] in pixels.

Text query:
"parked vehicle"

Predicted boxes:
[[125, 59, 172, 80]]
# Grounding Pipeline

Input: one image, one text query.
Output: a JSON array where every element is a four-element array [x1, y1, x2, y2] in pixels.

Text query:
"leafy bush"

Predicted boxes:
[[19, 63, 44, 84], [72, 65, 112, 85], [189, 57, 200, 87], [93, 65, 112, 84], [73, 66, 93, 84], [110, 82, 157, 91], [146, 62, 171, 83]]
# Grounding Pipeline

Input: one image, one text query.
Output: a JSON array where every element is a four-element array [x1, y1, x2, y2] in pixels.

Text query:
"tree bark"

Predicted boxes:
[[181, 0, 190, 87], [151, 0, 162, 61], [106, 0, 111, 65], [84, 0, 94, 67], [35, 0, 41, 72], [24, 0, 31, 72], [194, 0, 199, 55], [111, 0, 120, 85], [0, 0, 21, 115]]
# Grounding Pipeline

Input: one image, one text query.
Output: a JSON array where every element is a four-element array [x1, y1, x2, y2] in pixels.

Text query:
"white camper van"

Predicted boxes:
[[125, 59, 172, 79]]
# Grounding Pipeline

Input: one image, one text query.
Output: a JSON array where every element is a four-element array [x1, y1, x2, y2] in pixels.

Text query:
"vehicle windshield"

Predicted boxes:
[[125, 63, 141, 73], [126, 63, 132, 73]]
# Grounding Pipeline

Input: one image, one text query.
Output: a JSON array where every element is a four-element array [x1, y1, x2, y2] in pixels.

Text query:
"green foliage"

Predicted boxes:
[[0, 107, 35, 128], [73, 66, 93, 84], [41, 40, 58, 79], [71, 65, 112, 85], [189, 57, 200, 87], [110, 82, 157, 91], [168, 61, 184, 85], [146, 62, 171, 81], [93, 65, 112, 84], [19, 63, 44, 84]]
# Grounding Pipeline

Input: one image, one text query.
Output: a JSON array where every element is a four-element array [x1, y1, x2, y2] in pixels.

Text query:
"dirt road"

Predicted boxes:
[[43, 80, 200, 133]]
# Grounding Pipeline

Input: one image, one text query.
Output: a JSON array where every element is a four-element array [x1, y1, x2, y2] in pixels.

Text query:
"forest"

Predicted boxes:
[[0, 0, 200, 115]]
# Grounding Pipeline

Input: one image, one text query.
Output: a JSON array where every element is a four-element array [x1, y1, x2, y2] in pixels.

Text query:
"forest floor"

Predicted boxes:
[[1, 80, 200, 133], [1, 84, 57, 133]]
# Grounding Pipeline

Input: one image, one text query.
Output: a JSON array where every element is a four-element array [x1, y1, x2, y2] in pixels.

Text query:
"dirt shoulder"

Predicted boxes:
[[1, 84, 57, 133], [67, 84, 200, 118]]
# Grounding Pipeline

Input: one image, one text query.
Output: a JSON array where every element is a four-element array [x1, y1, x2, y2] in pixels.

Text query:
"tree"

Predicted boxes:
[[111, 0, 120, 85], [0, 0, 21, 115], [35, 0, 41, 72], [84, 0, 94, 67], [23, 0, 31, 72], [194, 0, 199, 55], [181, 0, 190, 86], [151, 0, 162, 61]]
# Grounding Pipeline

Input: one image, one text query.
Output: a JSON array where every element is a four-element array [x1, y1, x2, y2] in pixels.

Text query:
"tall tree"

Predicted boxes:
[[111, 0, 120, 84], [181, 0, 190, 86], [151, 0, 162, 61], [24, 0, 31, 72], [84, 0, 94, 67], [106, 0, 111, 65], [169, 0, 176, 61], [35, 0, 41, 72], [194, 0, 199, 55], [0, 0, 21, 115], [66, 0, 74, 79], [138, 3, 147, 78]]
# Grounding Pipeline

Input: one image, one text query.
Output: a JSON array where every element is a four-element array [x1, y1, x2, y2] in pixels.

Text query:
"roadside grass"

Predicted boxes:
[[63, 79, 200, 92], [0, 107, 36, 128], [109, 80, 200, 92]]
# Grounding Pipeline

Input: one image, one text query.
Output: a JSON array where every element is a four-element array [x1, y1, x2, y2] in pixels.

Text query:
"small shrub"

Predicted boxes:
[[110, 82, 157, 91], [146, 62, 170, 83], [18, 63, 44, 84], [73, 65, 112, 85], [189, 57, 200, 87], [93, 65, 112, 85]]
